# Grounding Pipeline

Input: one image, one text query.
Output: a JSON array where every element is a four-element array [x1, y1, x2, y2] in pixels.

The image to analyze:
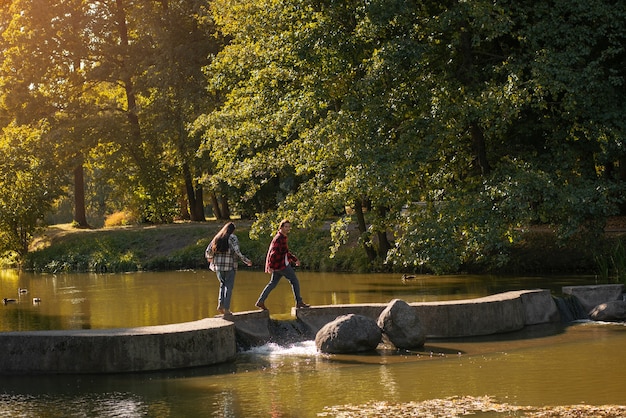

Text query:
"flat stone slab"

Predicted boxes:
[[296, 290, 560, 338], [221, 309, 271, 348], [0, 318, 235, 374], [519, 289, 561, 325]]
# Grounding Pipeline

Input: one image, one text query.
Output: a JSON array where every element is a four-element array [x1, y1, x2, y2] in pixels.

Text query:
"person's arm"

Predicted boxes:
[[205, 240, 215, 262], [283, 235, 299, 266], [229, 235, 252, 266], [287, 251, 299, 266]]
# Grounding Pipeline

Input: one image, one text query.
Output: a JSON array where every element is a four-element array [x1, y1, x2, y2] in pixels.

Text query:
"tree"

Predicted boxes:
[[0, 0, 118, 228], [130, 0, 225, 221], [0, 123, 64, 257], [1, 0, 225, 227], [389, 0, 626, 272], [200, 0, 626, 273], [83, 0, 225, 223], [199, 0, 456, 266]]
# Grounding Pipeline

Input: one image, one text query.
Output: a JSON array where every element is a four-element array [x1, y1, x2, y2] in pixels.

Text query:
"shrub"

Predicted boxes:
[[104, 211, 138, 227]]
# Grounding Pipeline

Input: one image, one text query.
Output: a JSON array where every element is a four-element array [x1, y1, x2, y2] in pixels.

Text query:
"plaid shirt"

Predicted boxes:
[[265, 231, 299, 273], [205, 234, 250, 272]]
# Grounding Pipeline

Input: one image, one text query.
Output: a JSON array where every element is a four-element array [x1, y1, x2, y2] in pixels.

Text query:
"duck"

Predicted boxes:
[[33, 297, 42, 304], [401, 274, 416, 283], [18, 288, 28, 294], [2, 298, 17, 304]]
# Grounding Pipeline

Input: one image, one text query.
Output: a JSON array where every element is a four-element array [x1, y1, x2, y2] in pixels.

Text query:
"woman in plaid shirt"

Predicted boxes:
[[205, 222, 252, 315], [255, 219, 310, 311]]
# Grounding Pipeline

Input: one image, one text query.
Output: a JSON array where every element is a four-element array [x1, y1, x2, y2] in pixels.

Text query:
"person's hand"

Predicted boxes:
[[295, 260, 301, 267], [246, 260, 252, 267]]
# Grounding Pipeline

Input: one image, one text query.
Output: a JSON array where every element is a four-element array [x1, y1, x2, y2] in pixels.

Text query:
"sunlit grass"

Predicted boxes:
[[20, 222, 369, 273]]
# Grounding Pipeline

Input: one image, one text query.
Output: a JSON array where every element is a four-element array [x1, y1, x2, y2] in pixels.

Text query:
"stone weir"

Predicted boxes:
[[1, 285, 623, 375], [0, 318, 236, 374], [293, 289, 560, 339]]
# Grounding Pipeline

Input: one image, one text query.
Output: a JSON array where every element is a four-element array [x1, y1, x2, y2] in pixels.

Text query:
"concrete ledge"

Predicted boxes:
[[562, 284, 625, 313], [2, 286, 613, 374], [519, 289, 561, 325], [223, 309, 271, 348], [0, 318, 236, 374], [295, 290, 559, 338], [412, 290, 546, 337]]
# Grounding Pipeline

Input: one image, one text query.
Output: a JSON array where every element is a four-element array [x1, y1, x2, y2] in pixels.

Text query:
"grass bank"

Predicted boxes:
[[13, 219, 626, 279], [21, 221, 370, 274]]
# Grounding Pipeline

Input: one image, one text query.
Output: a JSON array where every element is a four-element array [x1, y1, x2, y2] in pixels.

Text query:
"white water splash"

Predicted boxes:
[[245, 340, 318, 357]]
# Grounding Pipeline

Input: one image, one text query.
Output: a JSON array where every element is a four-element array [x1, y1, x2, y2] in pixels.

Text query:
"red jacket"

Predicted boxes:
[[265, 231, 299, 272]]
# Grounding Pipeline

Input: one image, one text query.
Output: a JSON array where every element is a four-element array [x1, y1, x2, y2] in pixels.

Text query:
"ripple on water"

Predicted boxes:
[[0, 392, 152, 418]]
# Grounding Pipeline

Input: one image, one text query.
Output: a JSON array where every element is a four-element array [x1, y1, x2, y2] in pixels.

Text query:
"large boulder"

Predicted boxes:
[[315, 314, 382, 354], [377, 299, 426, 349], [589, 300, 626, 322]]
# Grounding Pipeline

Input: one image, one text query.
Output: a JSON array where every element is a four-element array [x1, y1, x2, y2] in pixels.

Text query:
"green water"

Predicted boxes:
[[1, 270, 624, 417]]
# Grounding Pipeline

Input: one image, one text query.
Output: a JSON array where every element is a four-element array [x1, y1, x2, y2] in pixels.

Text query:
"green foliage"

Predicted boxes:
[[24, 234, 142, 273], [0, 123, 64, 257], [3, 0, 626, 274], [195, 0, 626, 273], [0, 0, 224, 228], [18, 221, 618, 275]]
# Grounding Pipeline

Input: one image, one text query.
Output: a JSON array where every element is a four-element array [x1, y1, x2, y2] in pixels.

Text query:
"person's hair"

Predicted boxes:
[[279, 219, 290, 229], [212, 222, 235, 252]]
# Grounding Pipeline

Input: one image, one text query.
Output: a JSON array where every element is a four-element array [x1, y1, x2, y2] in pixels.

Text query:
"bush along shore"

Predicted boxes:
[[12, 220, 626, 279]]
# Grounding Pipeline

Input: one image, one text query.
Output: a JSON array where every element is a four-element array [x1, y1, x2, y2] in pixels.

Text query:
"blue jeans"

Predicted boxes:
[[257, 265, 303, 304], [216, 269, 236, 310]]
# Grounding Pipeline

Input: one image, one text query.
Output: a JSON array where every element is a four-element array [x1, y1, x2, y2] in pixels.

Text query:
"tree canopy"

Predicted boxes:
[[1, 0, 625, 273], [197, 0, 626, 272]]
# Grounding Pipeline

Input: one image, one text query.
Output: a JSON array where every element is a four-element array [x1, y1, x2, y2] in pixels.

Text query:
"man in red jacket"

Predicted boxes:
[[255, 219, 310, 311]]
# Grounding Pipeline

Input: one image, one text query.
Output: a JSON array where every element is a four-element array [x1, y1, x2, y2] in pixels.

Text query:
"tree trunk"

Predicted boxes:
[[73, 163, 89, 228], [458, 27, 491, 177], [354, 200, 377, 262], [179, 196, 190, 220], [209, 191, 222, 219], [219, 196, 231, 220], [114, 0, 145, 170], [470, 123, 491, 176], [193, 186, 205, 221], [606, 158, 626, 215], [182, 162, 205, 221], [375, 206, 392, 258]]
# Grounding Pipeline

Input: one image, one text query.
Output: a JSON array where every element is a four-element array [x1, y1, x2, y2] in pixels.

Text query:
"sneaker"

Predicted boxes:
[[255, 301, 268, 311], [296, 301, 310, 309]]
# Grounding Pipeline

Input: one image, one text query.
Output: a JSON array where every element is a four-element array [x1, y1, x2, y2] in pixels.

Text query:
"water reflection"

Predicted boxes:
[[0, 270, 599, 331], [1, 270, 624, 417], [0, 322, 624, 416]]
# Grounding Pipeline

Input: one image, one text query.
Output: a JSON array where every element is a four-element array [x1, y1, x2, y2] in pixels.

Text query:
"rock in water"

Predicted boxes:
[[377, 299, 426, 349], [315, 314, 382, 354]]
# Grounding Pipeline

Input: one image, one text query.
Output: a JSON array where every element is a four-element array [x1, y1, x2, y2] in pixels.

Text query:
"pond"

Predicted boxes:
[[1, 269, 625, 417]]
